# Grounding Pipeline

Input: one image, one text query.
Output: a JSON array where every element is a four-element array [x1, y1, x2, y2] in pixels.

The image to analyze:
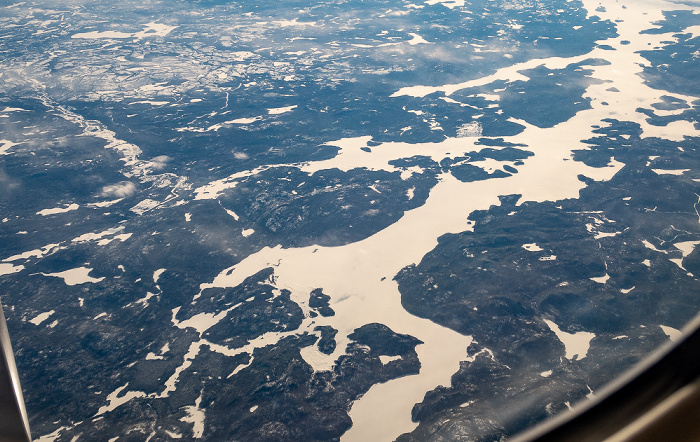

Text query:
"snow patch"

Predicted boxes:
[[379, 355, 402, 365]]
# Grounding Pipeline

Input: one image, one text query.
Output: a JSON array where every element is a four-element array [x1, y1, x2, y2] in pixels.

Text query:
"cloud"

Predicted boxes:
[[0, 167, 19, 192], [148, 155, 171, 171], [101, 181, 137, 198]]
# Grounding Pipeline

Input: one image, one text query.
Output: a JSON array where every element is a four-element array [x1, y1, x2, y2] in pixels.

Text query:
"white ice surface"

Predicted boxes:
[[96, 383, 146, 415], [130, 100, 170, 106], [194, 166, 271, 200], [642, 239, 665, 254], [35, 426, 72, 442], [36, 203, 79, 216], [675, 241, 700, 259], [29, 310, 55, 326], [227, 116, 262, 124], [41, 267, 105, 286], [660, 325, 682, 342], [268, 105, 297, 115], [590, 273, 610, 284], [180, 392, 206, 438], [652, 168, 689, 175], [544, 319, 595, 361], [171, 304, 242, 336], [0, 263, 24, 275], [153, 268, 166, 283], [224, 208, 240, 220], [196, 116, 262, 132], [670, 241, 700, 271], [594, 231, 621, 240], [300, 345, 337, 372], [71, 226, 126, 244], [130, 291, 158, 308]]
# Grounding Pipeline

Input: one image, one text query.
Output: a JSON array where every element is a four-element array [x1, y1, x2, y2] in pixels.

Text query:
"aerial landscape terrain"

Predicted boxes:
[[1, 0, 700, 440]]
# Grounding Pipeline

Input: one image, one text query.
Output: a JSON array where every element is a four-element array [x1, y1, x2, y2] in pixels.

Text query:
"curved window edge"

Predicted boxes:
[[513, 313, 700, 442]]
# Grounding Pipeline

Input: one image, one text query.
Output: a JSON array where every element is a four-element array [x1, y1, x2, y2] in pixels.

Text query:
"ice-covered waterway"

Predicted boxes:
[[195, 94, 628, 439], [200, 149, 621, 441], [188, 2, 700, 437], [20, 0, 699, 438]]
